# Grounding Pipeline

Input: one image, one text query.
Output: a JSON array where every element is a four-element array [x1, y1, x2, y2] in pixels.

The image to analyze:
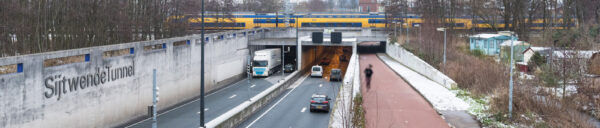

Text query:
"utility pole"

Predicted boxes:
[[394, 22, 397, 38], [437, 28, 446, 65], [508, 33, 515, 120], [200, 0, 206, 126], [443, 29, 446, 65], [405, 23, 409, 44]]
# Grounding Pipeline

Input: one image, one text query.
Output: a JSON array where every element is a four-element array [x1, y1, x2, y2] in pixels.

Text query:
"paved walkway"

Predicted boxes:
[[377, 53, 480, 128], [359, 54, 449, 128]]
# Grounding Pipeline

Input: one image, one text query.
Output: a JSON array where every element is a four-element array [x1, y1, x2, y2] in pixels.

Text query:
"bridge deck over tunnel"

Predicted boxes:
[[248, 28, 387, 46]]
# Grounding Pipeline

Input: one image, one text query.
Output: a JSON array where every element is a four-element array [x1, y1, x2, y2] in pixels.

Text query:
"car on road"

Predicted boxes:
[[329, 69, 342, 81], [309, 94, 331, 112], [343, 47, 351, 54], [284, 63, 295, 73], [311, 65, 323, 77], [319, 58, 330, 65], [339, 55, 347, 62]]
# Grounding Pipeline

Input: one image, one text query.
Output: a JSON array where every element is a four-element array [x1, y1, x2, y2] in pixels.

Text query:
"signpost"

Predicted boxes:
[[247, 56, 252, 101], [152, 69, 159, 128]]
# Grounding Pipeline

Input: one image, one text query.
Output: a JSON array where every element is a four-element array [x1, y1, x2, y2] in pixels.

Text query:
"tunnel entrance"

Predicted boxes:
[[250, 44, 353, 81], [357, 41, 386, 54], [301, 46, 352, 81], [262, 45, 298, 73]]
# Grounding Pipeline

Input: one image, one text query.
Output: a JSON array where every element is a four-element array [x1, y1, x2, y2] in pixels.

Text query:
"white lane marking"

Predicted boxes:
[[250, 84, 256, 88], [265, 77, 270, 80], [126, 78, 250, 127], [319, 84, 323, 88], [246, 75, 309, 128], [229, 94, 237, 99], [197, 109, 208, 114], [301, 107, 307, 113]]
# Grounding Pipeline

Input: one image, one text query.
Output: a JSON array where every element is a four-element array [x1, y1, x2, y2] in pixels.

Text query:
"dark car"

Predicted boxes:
[[310, 94, 331, 113], [284, 64, 295, 73], [319, 58, 330, 65], [339, 55, 347, 62], [343, 47, 351, 54], [329, 69, 342, 81]]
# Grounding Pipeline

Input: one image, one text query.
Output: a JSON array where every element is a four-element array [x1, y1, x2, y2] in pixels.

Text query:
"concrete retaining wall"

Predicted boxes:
[[0, 28, 270, 128], [329, 51, 359, 127], [385, 43, 457, 89]]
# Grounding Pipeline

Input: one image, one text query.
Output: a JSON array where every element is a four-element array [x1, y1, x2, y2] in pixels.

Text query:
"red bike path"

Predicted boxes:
[[359, 54, 449, 128]]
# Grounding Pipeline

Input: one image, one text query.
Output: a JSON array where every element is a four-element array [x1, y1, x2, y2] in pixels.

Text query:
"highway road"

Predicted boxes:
[[126, 72, 290, 128], [239, 76, 341, 128], [239, 47, 349, 128]]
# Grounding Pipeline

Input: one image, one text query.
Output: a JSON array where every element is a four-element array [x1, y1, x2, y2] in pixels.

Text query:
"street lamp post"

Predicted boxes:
[[200, 0, 206, 126], [437, 28, 447, 65], [282, 45, 285, 81]]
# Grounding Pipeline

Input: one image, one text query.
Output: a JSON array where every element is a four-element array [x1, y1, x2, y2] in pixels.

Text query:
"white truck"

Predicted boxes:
[[252, 48, 282, 77]]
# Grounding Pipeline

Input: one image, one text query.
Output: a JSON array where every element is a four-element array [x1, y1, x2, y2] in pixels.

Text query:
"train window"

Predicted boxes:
[[254, 19, 266, 23], [368, 19, 385, 23], [445, 23, 465, 27]]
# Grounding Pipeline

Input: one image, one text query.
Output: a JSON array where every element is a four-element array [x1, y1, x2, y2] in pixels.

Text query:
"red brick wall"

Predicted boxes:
[[359, 0, 378, 12]]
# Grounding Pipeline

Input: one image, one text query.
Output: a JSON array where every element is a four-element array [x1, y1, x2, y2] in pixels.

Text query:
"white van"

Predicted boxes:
[[311, 65, 323, 77]]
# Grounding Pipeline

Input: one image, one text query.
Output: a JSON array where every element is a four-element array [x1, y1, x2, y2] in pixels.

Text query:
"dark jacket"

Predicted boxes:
[[365, 68, 373, 77]]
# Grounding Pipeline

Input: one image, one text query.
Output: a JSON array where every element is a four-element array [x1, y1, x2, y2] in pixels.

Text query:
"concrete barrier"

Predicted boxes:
[[0, 28, 271, 128], [205, 71, 302, 128], [385, 43, 457, 89], [329, 52, 359, 127]]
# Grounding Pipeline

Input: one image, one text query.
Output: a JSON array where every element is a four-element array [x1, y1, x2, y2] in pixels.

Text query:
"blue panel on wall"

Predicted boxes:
[[17, 63, 23, 73], [85, 54, 90, 62], [130, 48, 135, 54]]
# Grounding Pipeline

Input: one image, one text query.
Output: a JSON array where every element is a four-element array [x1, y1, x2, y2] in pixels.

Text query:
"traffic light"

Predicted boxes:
[[154, 86, 160, 103], [247, 64, 251, 74]]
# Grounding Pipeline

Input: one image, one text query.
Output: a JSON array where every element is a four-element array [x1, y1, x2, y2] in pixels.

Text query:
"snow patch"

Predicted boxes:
[[379, 55, 469, 111]]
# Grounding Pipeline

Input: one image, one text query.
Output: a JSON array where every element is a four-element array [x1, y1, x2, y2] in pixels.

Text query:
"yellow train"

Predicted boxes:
[[174, 13, 576, 30]]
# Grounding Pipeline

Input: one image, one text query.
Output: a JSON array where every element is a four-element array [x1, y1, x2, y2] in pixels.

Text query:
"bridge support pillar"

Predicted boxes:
[[297, 37, 302, 70]]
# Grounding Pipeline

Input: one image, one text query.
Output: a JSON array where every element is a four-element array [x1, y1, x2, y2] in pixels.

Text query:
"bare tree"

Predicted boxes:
[[0, 0, 192, 57]]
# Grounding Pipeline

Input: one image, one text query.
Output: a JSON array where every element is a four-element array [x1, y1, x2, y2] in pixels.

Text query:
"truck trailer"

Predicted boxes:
[[252, 48, 282, 77]]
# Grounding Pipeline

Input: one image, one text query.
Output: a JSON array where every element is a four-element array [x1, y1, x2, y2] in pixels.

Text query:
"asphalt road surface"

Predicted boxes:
[[239, 75, 341, 128], [126, 72, 290, 128]]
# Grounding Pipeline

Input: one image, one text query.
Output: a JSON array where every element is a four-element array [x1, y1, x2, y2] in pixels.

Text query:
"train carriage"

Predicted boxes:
[[175, 12, 576, 30]]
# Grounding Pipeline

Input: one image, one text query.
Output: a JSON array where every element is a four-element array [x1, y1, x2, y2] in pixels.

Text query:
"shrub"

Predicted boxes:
[[489, 84, 595, 128], [469, 49, 485, 58], [352, 94, 365, 127]]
